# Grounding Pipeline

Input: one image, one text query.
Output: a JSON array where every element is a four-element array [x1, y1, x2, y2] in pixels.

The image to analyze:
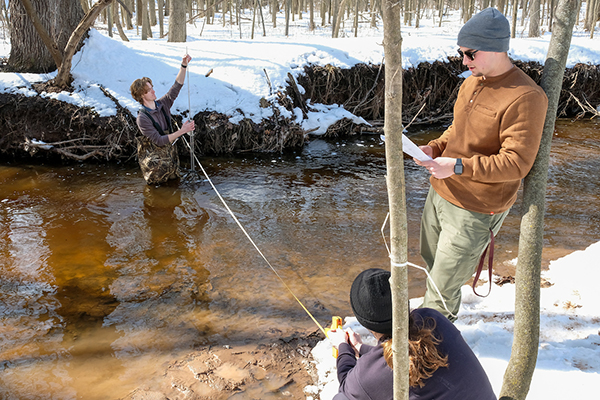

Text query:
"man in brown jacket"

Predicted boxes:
[[415, 7, 548, 321]]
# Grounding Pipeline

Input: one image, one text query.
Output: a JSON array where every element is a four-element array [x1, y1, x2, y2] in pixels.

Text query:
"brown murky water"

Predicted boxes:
[[1, 119, 599, 399]]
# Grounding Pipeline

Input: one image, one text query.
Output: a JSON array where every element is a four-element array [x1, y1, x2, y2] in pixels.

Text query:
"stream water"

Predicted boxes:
[[1, 119, 599, 399]]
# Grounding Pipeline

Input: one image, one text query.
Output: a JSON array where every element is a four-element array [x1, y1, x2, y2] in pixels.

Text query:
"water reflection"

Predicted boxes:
[[0, 119, 598, 398]]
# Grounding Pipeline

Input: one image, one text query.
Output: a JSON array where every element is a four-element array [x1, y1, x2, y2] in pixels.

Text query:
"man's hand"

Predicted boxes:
[[414, 146, 457, 179], [182, 119, 195, 134], [417, 157, 457, 179]]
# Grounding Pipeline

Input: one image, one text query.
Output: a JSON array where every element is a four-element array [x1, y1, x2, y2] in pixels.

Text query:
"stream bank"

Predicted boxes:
[[1, 60, 598, 163]]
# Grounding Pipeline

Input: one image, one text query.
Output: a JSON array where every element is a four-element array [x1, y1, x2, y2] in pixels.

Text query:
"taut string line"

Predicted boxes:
[[180, 135, 328, 337]]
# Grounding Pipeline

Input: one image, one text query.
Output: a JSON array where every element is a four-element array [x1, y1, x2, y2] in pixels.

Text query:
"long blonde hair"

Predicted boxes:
[[381, 314, 449, 388]]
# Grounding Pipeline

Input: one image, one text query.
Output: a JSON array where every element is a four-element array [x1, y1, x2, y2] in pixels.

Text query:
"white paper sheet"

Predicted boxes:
[[401, 134, 432, 162]]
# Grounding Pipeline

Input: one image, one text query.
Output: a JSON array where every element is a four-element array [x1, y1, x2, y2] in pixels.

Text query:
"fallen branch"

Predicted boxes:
[[23, 137, 110, 160], [55, 148, 103, 160], [567, 91, 600, 119]]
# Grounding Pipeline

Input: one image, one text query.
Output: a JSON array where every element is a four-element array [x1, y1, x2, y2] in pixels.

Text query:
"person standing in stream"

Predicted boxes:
[[130, 54, 196, 184], [130, 54, 195, 145], [413, 8, 548, 321]]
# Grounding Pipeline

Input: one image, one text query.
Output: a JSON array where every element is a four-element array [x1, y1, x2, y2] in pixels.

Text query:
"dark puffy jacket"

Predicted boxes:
[[334, 308, 497, 400]]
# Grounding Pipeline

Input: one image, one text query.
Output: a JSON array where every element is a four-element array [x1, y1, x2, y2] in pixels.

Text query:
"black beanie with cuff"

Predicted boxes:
[[350, 268, 393, 336]]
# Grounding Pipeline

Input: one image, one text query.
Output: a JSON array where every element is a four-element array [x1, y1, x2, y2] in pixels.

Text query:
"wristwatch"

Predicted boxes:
[[454, 158, 463, 175]]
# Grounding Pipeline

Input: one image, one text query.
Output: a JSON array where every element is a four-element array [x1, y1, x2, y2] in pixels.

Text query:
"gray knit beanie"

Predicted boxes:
[[350, 268, 392, 336], [457, 7, 510, 52]]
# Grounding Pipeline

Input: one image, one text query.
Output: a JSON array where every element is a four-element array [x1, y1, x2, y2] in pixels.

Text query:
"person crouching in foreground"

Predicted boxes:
[[130, 54, 196, 185], [328, 268, 497, 400]]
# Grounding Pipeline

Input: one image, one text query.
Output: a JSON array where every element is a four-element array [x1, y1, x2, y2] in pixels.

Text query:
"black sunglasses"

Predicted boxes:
[[457, 49, 479, 61]]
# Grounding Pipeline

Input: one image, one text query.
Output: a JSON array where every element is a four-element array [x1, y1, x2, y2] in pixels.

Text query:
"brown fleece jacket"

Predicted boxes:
[[428, 66, 548, 214]]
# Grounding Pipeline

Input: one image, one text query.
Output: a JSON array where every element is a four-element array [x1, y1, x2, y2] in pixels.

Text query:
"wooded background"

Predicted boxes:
[[1, 0, 599, 74], [0, 0, 598, 162]]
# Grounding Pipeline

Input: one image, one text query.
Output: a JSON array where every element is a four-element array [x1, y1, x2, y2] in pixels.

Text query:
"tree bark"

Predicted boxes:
[[8, 0, 83, 73], [141, 0, 149, 39], [52, 0, 113, 88], [353, 0, 358, 37], [106, 1, 113, 37], [381, 0, 410, 398], [511, 0, 518, 38], [136, 0, 142, 25], [157, 0, 164, 36], [124, 0, 134, 29], [499, 1, 578, 399], [149, 0, 157, 25], [113, 0, 129, 41], [16, 0, 64, 67], [168, 0, 186, 41], [332, 0, 347, 37], [529, 0, 541, 37]]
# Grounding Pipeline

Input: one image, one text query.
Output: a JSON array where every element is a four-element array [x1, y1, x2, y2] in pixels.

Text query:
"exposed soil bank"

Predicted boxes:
[[1, 60, 598, 163]]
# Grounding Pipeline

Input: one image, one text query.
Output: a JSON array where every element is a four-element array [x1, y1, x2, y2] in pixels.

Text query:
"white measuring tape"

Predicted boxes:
[[179, 135, 328, 336]]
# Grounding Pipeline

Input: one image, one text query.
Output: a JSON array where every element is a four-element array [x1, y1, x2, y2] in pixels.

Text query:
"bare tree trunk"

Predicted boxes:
[[548, 0, 556, 32], [158, 0, 165, 36], [141, 0, 150, 39], [257, 0, 266, 36], [418, 0, 423, 27], [381, 0, 410, 397], [499, 1, 578, 398], [113, 0, 130, 41], [136, 0, 143, 25], [251, 0, 256, 38], [149, 0, 157, 25], [53, 0, 113, 88], [309, 0, 314, 30], [285, 0, 290, 35], [498, 0, 507, 15], [332, 0, 347, 37], [14, 0, 64, 67], [8, 0, 83, 73], [331, 0, 338, 35], [124, 0, 134, 28], [107, 1, 113, 36], [372, 0, 379, 27], [0, 1, 9, 26], [586, 0, 600, 37], [511, 0, 518, 38], [529, 0, 541, 37], [168, 0, 187, 41], [353, 0, 358, 36]]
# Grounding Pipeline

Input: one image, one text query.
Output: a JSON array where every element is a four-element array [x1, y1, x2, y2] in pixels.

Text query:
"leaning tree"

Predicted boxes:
[[9, 0, 114, 88], [8, 0, 84, 72], [499, 0, 579, 399]]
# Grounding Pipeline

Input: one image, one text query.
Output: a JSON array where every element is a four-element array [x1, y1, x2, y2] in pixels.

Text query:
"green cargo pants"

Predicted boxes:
[[420, 187, 509, 321]]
